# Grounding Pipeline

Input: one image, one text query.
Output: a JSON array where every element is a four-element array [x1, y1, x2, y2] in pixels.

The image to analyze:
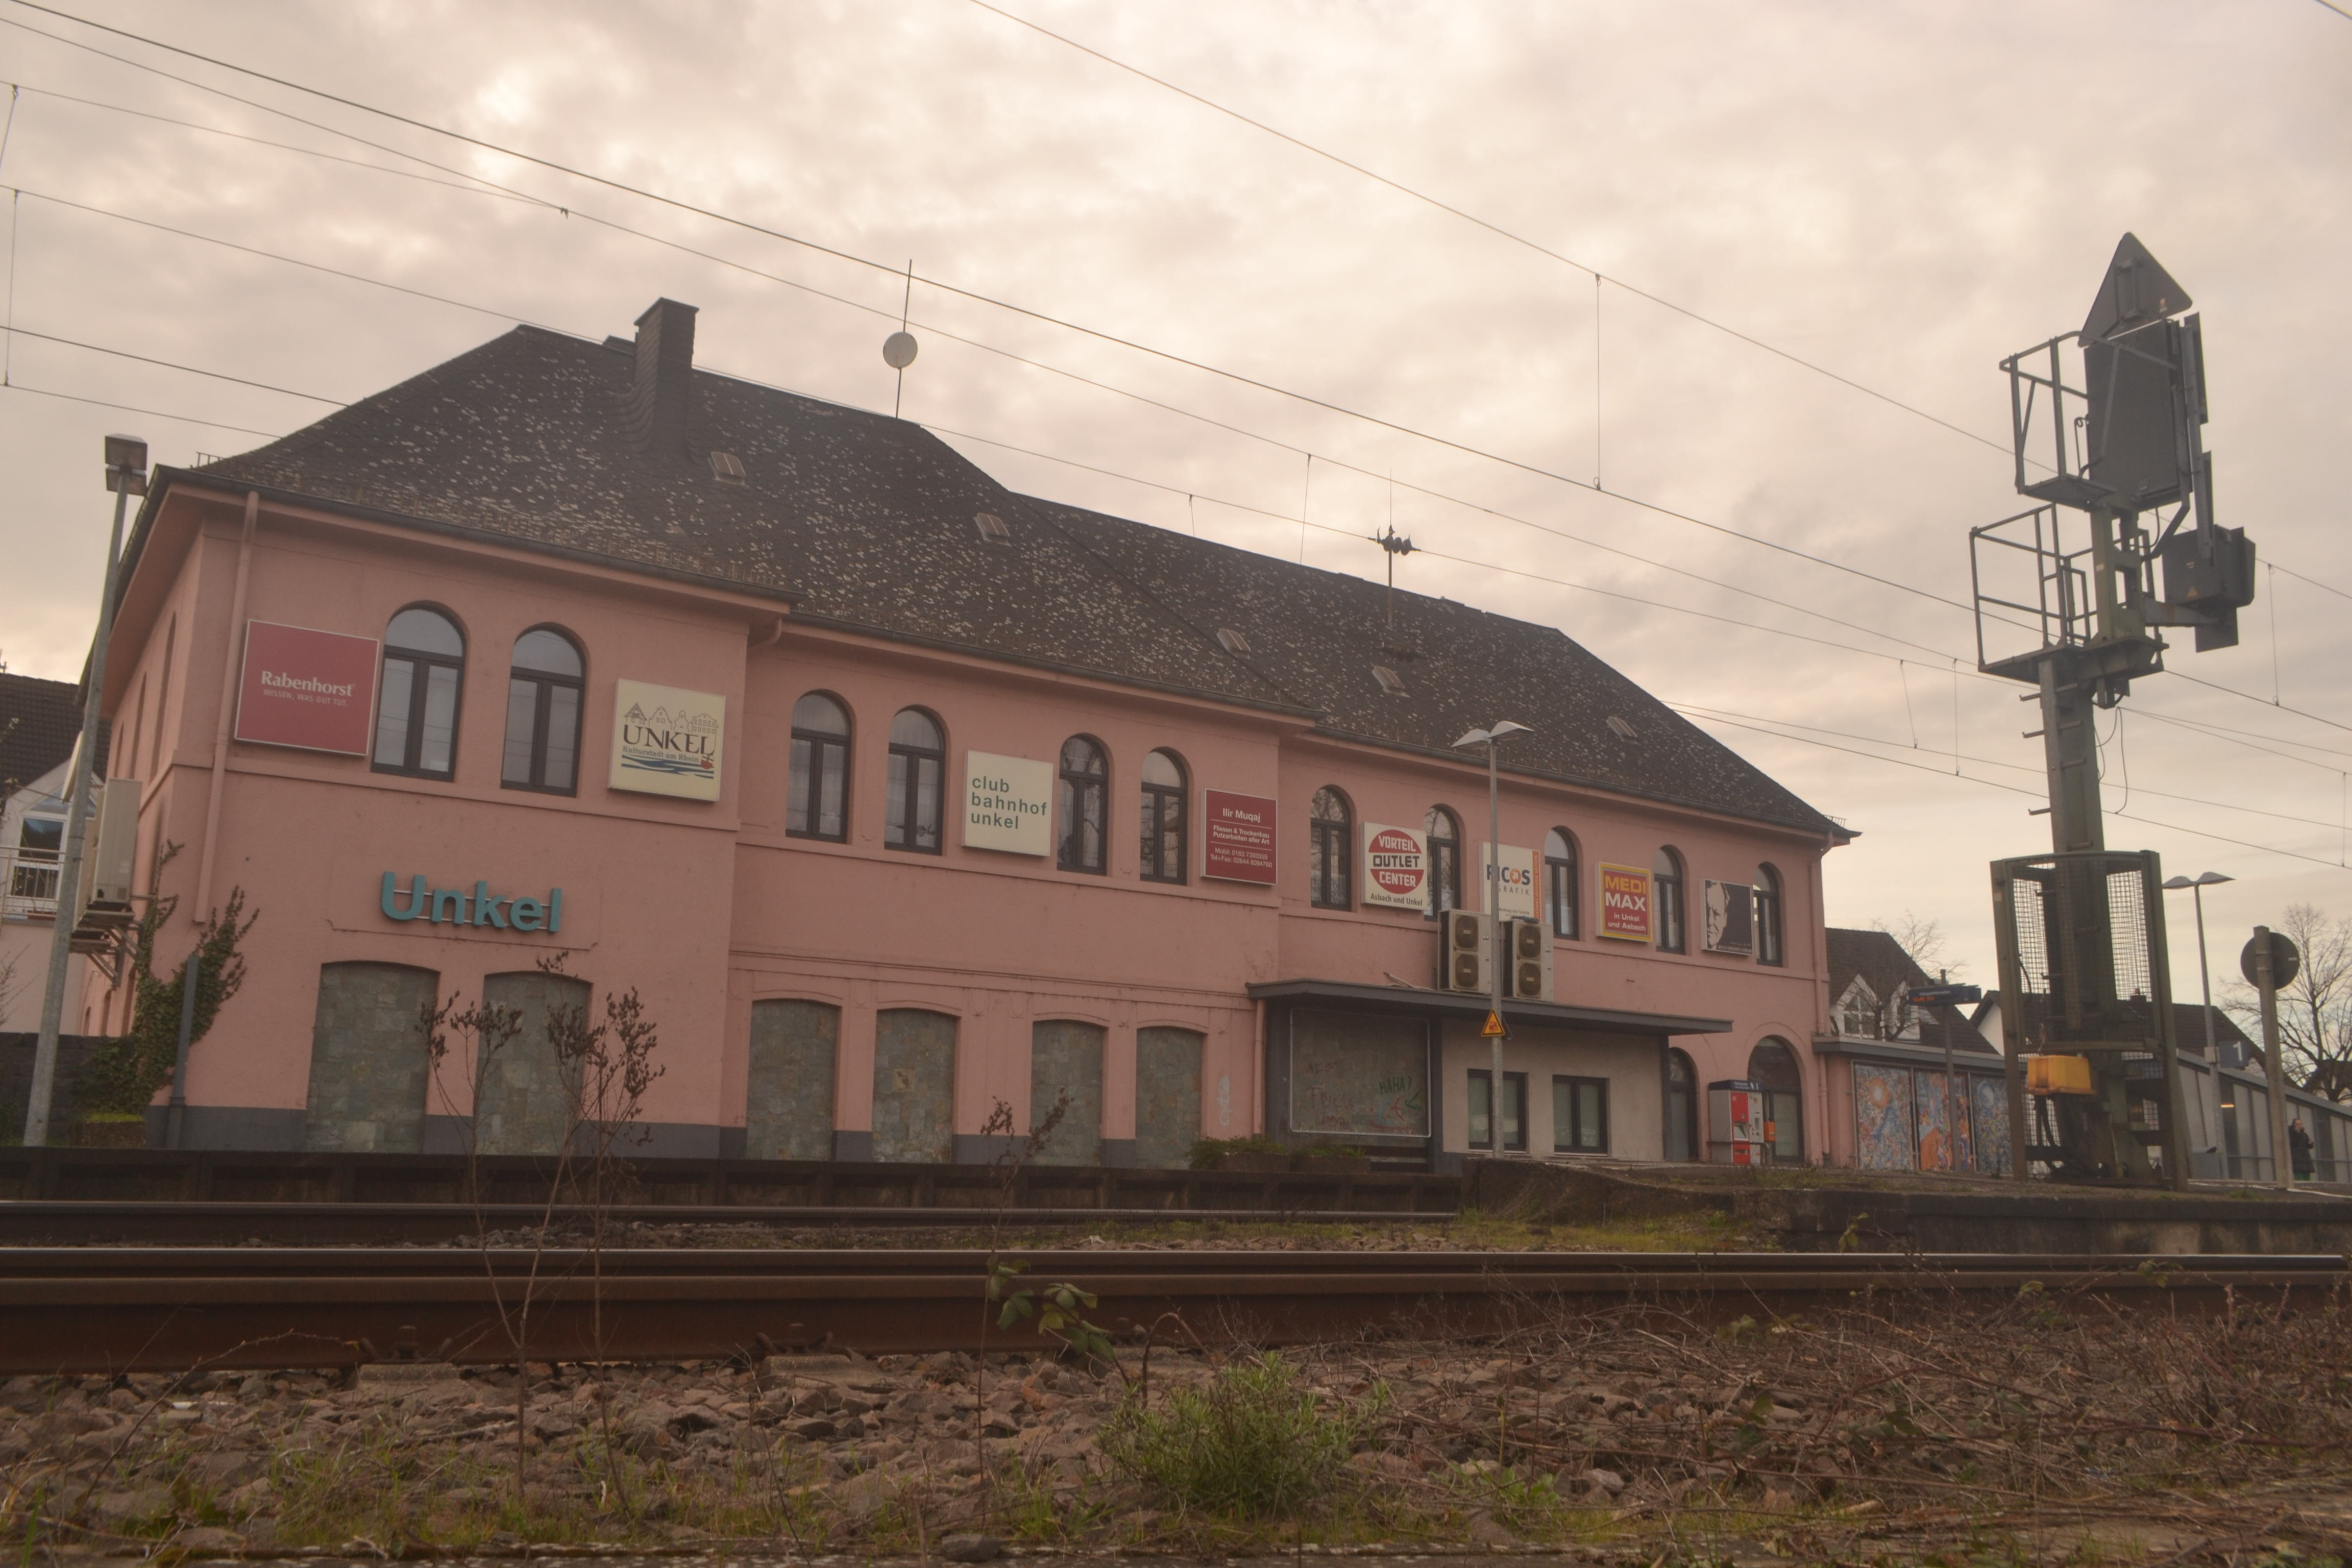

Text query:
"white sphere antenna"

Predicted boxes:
[[882, 331, 918, 370]]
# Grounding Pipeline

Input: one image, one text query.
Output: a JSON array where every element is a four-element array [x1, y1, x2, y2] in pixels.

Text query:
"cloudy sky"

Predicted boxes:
[[2, 0, 2346, 995]]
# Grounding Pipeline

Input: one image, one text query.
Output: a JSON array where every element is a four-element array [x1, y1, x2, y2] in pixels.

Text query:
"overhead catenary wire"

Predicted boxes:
[[8, 11, 2348, 755], [0, 3, 2016, 624], [0, 378, 280, 435], [6, 180, 1982, 668], [964, 0, 2019, 460]]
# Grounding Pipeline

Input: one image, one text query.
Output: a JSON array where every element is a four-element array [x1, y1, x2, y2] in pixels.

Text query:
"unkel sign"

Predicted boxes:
[[380, 873, 565, 932]]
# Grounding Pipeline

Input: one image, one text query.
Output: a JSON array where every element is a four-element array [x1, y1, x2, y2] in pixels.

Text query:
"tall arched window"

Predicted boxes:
[[1309, 786, 1352, 909], [500, 627, 583, 794], [1754, 863, 1785, 966], [787, 692, 851, 841], [1425, 806, 1461, 917], [1748, 1037, 1804, 1162], [1058, 736, 1108, 873], [374, 605, 464, 779], [1544, 827, 1579, 939], [1139, 749, 1187, 883], [884, 707, 944, 853], [1653, 845, 1686, 953]]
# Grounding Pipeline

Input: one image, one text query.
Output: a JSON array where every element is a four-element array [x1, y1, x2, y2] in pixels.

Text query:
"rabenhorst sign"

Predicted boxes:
[[381, 873, 565, 932]]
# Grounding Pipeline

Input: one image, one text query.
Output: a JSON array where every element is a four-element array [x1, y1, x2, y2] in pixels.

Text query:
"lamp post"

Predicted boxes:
[[1453, 721, 1532, 1155], [2160, 872, 2233, 1065], [24, 435, 146, 1148]]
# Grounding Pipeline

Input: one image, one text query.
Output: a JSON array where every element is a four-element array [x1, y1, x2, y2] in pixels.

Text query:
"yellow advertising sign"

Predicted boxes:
[[1596, 862, 1653, 941]]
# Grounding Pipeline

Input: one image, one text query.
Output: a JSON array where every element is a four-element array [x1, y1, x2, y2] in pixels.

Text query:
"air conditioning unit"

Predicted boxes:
[[1504, 917, 1553, 1001], [1439, 908, 1489, 994], [70, 777, 140, 936]]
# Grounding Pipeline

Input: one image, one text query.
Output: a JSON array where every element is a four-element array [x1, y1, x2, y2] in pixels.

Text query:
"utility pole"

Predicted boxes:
[[24, 435, 145, 1148], [2248, 926, 2294, 1191], [1454, 721, 1531, 1155]]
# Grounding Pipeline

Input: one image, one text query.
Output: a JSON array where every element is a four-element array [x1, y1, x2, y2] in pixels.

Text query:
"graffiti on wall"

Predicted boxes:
[[1971, 1076, 2012, 1172], [1852, 1063, 1916, 1169]]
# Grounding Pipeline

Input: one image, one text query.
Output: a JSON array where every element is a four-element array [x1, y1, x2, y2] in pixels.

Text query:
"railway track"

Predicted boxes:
[[0, 1200, 1442, 1246], [1, 1246, 2340, 1375]]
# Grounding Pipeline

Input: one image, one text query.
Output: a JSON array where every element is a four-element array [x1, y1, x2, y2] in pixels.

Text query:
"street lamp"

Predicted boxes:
[[2161, 872, 2234, 1065], [1453, 721, 1533, 1156], [24, 435, 146, 1147]]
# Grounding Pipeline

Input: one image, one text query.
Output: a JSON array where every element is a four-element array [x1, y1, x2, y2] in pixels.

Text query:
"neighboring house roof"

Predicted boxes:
[[1825, 925, 1990, 1054], [0, 673, 107, 799], [1970, 991, 2256, 1061], [170, 305, 1847, 838]]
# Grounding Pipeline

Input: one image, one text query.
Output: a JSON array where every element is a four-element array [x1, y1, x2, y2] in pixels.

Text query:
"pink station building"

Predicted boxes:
[[79, 299, 1860, 1172]]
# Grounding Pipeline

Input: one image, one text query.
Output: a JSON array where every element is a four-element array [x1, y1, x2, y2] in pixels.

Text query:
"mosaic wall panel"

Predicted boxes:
[[1971, 1075, 2012, 1173], [476, 970, 589, 1156], [746, 999, 838, 1162], [1135, 1027, 1204, 1170], [1852, 1062, 1916, 1170], [873, 1009, 955, 1164], [304, 962, 436, 1153], [1030, 1019, 1105, 1166]]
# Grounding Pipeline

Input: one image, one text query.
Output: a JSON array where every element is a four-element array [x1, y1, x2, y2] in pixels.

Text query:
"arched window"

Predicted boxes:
[[1754, 863, 1785, 966], [374, 605, 464, 779], [1544, 828, 1579, 939], [884, 707, 944, 853], [1748, 1037, 1804, 1162], [1058, 736, 1108, 873], [1653, 845, 1686, 953], [1309, 786, 1352, 909], [1139, 749, 1187, 883], [499, 627, 583, 794], [787, 692, 851, 841], [1663, 1048, 1699, 1161], [1425, 806, 1461, 917]]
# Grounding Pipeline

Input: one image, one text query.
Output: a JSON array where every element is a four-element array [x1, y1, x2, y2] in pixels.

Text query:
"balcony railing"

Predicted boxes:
[[3, 848, 62, 921]]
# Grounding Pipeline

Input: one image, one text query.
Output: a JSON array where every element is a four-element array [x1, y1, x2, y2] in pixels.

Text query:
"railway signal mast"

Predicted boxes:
[[1971, 236, 2258, 1190]]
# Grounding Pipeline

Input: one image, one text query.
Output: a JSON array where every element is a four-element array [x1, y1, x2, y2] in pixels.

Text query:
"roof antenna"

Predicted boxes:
[[882, 259, 917, 419], [1371, 475, 1414, 629]]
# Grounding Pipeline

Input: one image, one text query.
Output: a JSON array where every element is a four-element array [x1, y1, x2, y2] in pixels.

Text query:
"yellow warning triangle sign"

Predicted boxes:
[[1481, 1011, 1506, 1037]]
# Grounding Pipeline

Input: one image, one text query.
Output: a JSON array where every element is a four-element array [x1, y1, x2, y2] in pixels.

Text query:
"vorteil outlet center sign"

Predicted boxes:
[[233, 621, 378, 755], [1362, 822, 1428, 911]]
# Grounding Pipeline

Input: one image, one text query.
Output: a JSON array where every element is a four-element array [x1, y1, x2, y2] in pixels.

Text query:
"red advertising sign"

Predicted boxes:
[[1202, 789, 1278, 884], [1596, 862, 1653, 942], [234, 621, 379, 755], [1362, 822, 1429, 911]]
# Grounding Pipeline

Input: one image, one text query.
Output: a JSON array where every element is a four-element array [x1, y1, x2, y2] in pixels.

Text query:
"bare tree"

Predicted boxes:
[[2224, 902, 2352, 1101], [1871, 912, 1966, 983]]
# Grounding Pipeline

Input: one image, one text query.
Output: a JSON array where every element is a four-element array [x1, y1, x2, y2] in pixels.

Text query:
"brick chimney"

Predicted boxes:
[[623, 298, 698, 460]]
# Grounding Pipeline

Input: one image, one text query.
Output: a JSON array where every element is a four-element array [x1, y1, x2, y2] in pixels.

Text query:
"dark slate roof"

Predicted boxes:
[[1826, 927, 1932, 999], [0, 674, 107, 797], [180, 312, 1844, 836]]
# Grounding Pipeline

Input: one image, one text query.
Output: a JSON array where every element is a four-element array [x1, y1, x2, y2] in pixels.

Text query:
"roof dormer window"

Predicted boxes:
[[1216, 627, 1251, 655], [974, 512, 1011, 545], [708, 451, 747, 486], [1606, 715, 1637, 740], [1373, 665, 1407, 697]]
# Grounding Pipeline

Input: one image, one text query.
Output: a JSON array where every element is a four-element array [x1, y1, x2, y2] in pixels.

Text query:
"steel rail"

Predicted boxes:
[[1, 1248, 2339, 1375], [0, 1201, 1451, 1247]]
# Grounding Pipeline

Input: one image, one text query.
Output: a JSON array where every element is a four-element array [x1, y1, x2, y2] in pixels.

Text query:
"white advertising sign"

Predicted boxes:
[[609, 679, 726, 801], [963, 750, 1054, 855], [1361, 822, 1429, 911], [1478, 842, 1538, 921]]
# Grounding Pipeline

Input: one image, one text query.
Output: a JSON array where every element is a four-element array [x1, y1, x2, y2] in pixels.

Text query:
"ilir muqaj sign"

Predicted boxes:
[[610, 679, 726, 801], [381, 873, 564, 932], [233, 621, 379, 755], [1202, 789, 1278, 884], [1596, 863, 1653, 941]]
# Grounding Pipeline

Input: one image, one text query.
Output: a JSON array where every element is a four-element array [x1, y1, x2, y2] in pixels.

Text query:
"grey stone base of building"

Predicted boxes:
[[141, 1105, 306, 1150], [831, 1130, 874, 1162], [946, 1135, 1142, 1167]]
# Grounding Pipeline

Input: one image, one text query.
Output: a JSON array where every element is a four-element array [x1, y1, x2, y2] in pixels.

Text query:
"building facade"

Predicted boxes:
[[79, 299, 1853, 1168]]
